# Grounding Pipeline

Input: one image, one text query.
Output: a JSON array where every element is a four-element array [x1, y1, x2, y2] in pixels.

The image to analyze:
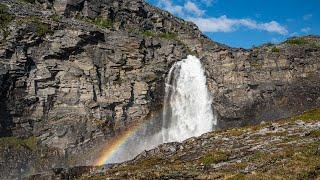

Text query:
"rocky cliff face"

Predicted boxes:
[[0, 0, 319, 179]]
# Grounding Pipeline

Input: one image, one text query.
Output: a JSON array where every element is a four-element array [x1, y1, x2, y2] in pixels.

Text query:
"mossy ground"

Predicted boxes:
[[0, 136, 37, 150], [285, 37, 320, 48]]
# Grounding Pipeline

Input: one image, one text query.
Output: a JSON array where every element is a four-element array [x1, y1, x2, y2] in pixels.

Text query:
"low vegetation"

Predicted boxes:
[[17, 16, 53, 37], [140, 30, 156, 37], [77, 15, 113, 29], [50, 14, 61, 22], [159, 32, 178, 40], [285, 108, 320, 123], [87, 109, 320, 179], [0, 3, 15, 41], [285, 37, 320, 48], [0, 136, 37, 150], [202, 150, 230, 165], [271, 46, 280, 53], [286, 38, 309, 45]]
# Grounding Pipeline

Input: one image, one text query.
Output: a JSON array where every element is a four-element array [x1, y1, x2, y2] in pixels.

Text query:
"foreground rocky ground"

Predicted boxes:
[[48, 109, 320, 180]]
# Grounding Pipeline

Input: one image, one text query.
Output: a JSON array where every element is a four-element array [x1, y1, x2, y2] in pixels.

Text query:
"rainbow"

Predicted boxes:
[[94, 119, 149, 166]]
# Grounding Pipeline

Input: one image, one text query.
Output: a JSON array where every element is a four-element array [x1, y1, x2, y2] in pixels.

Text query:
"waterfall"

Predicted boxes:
[[162, 55, 216, 142], [100, 55, 216, 164]]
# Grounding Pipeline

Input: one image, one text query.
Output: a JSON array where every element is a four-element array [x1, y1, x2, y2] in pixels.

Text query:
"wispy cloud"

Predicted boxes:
[[188, 16, 288, 35], [158, 0, 205, 17], [303, 14, 313, 20], [200, 0, 216, 6], [184, 1, 205, 17], [301, 27, 311, 33], [158, 0, 184, 16], [158, 0, 288, 35]]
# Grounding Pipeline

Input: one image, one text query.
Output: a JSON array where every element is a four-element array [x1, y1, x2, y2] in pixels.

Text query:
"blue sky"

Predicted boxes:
[[146, 0, 320, 48]]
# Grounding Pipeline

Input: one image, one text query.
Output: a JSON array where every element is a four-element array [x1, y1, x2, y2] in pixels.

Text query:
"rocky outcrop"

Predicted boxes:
[[0, 0, 319, 178], [203, 37, 320, 128]]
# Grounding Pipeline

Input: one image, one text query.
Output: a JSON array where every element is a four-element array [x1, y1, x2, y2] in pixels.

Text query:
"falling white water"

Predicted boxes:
[[162, 55, 216, 142], [103, 55, 216, 164]]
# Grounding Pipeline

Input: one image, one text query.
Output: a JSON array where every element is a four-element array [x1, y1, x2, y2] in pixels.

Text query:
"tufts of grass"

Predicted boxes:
[[0, 3, 15, 40], [309, 129, 320, 138], [33, 19, 52, 37], [286, 38, 309, 45], [141, 30, 156, 37], [159, 32, 178, 40], [77, 15, 113, 29], [17, 16, 53, 37], [0, 3, 15, 43], [50, 14, 61, 22], [91, 17, 113, 28], [201, 150, 230, 165], [285, 108, 320, 123], [271, 47, 280, 53]]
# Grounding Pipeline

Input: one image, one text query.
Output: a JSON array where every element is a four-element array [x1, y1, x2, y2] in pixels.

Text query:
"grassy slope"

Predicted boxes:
[[82, 109, 320, 179]]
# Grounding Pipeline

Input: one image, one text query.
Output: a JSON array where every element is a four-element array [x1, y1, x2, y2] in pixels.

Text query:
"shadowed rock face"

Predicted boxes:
[[0, 0, 319, 178]]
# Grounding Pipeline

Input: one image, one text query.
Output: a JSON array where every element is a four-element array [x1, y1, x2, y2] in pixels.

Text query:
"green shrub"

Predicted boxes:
[[50, 14, 61, 22], [271, 47, 280, 53], [202, 150, 230, 165], [159, 32, 178, 40], [141, 30, 156, 37], [286, 38, 309, 45], [32, 19, 53, 37], [77, 15, 113, 29], [0, 3, 15, 29], [92, 17, 112, 28]]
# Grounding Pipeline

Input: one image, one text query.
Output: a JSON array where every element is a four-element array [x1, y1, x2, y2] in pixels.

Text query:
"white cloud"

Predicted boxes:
[[158, 0, 184, 16], [200, 0, 216, 6], [184, 1, 205, 17], [157, 1, 288, 35], [158, 0, 205, 17], [188, 16, 288, 35], [301, 27, 311, 33], [290, 32, 299, 37], [303, 14, 312, 20]]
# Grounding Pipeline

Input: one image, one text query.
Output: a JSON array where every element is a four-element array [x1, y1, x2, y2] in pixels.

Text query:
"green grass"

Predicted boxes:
[[271, 47, 280, 53], [50, 14, 61, 22], [0, 136, 38, 150], [159, 32, 178, 40], [201, 150, 230, 165], [0, 3, 15, 31], [77, 15, 113, 29], [141, 30, 156, 37], [309, 129, 320, 138], [32, 18, 53, 37], [91, 17, 113, 28], [17, 16, 53, 37], [286, 109, 320, 123], [286, 38, 309, 45]]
